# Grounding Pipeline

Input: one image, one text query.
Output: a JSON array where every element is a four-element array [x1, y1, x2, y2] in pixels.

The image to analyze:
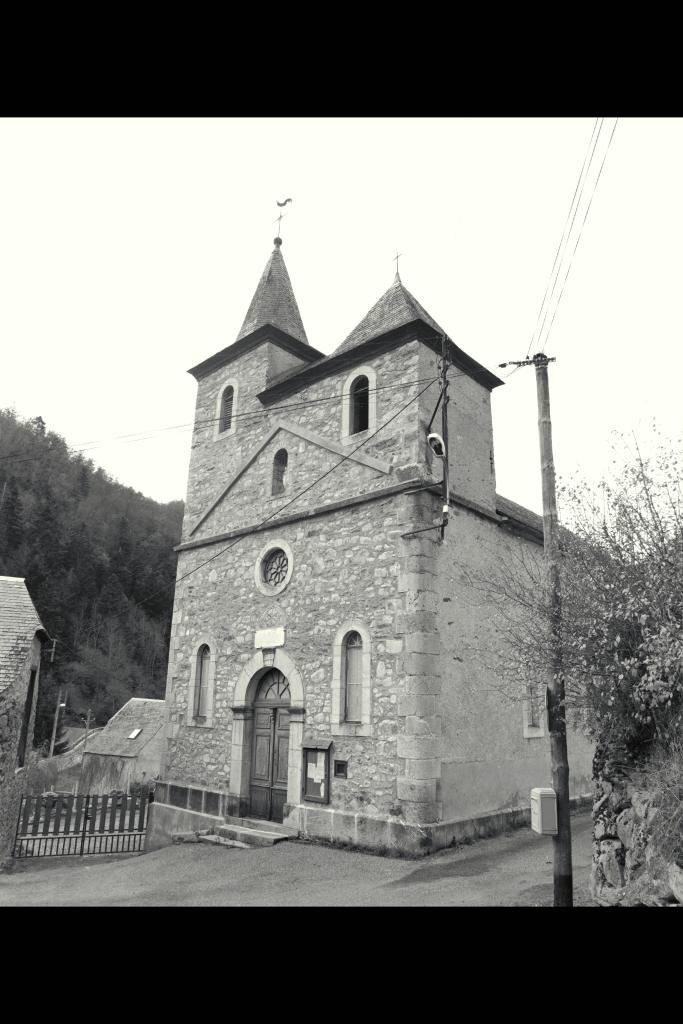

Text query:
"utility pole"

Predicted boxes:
[[77, 708, 92, 795], [440, 333, 450, 539], [499, 351, 572, 907], [48, 687, 65, 758]]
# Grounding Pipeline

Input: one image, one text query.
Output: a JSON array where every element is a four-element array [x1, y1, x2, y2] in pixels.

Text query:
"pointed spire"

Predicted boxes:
[[333, 274, 444, 355], [236, 238, 309, 345]]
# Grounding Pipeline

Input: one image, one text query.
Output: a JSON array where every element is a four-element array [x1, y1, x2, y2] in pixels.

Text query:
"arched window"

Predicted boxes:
[[272, 449, 288, 495], [255, 669, 291, 703], [350, 376, 369, 434], [193, 644, 211, 718], [219, 386, 234, 433], [332, 621, 371, 735], [342, 631, 363, 723]]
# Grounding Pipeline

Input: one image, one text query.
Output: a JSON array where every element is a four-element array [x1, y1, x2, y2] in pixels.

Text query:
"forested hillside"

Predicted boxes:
[[0, 409, 183, 749]]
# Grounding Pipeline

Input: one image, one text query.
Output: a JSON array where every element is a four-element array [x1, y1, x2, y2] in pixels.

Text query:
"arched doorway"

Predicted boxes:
[[249, 669, 291, 823]]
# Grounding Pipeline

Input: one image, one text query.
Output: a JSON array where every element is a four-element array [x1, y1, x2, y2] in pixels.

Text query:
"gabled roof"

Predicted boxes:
[[85, 698, 166, 759], [257, 270, 503, 401], [236, 238, 309, 346], [333, 273, 445, 355], [0, 576, 49, 693]]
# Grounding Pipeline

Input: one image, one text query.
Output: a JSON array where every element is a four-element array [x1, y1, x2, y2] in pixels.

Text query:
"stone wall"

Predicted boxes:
[[0, 636, 41, 787], [164, 492, 410, 816], [416, 345, 498, 514], [590, 747, 683, 906], [185, 340, 427, 544], [0, 636, 41, 863], [158, 328, 595, 850], [428, 490, 594, 823]]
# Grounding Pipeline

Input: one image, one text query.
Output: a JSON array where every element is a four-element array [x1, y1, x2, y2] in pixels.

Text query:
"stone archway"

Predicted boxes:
[[228, 649, 305, 820]]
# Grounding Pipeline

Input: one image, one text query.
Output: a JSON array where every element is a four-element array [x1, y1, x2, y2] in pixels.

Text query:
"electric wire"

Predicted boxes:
[[134, 376, 440, 610], [0, 374, 460, 464], [72, 376, 448, 449], [539, 117, 618, 353], [526, 118, 603, 360], [34, 376, 442, 665], [0, 372, 471, 466]]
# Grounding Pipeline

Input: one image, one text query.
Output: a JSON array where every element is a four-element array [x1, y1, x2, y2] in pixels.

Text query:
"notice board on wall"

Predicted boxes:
[[302, 738, 332, 804]]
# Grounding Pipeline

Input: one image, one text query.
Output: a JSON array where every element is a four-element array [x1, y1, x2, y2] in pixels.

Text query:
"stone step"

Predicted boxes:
[[197, 834, 250, 850], [172, 829, 216, 844], [217, 823, 292, 847], [222, 815, 299, 837]]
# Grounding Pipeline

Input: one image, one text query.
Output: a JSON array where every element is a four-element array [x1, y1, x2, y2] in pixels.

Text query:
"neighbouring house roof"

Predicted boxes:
[[0, 576, 49, 693], [236, 238, 309, 346], [84, 698, 166, 759], [333, 273, 445, 355]]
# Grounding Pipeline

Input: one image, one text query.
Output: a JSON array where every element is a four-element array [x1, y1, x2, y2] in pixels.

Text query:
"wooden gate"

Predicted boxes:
[[13, 792, 150, 859]]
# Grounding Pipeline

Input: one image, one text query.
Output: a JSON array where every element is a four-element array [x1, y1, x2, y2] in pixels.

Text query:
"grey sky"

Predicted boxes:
[[1, 117, 680, 514]]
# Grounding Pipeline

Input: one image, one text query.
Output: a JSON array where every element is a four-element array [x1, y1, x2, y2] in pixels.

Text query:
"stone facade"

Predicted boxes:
[[0, 636, 42, 790], [0, 578, 46, 790], [153, 243, 594, 853]]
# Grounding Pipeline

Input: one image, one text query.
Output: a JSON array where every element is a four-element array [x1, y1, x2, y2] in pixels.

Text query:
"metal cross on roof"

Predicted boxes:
[[394, 251, 402, 277]]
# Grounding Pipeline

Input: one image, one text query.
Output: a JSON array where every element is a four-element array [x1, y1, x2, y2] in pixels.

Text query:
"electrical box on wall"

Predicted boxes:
[[530, 787, 558, 835]]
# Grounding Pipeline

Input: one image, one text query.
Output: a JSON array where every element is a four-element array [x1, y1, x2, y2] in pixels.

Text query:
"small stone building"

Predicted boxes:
[[79, 698, 166, 794], [151, 237, 593, 853], [0, 576, 48, 786]]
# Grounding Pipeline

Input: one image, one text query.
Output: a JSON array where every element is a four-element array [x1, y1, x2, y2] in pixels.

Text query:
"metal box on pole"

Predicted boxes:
[[530, 787, 558, 835]]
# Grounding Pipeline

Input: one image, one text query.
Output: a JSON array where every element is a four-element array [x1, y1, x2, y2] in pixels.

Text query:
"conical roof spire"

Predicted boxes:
[[333, 274, 444, 355], [236, 238, 309, 345]]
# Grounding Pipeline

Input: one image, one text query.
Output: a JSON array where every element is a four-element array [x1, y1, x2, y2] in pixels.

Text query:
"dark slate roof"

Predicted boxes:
[[495, 494, 544, 537], [333, 273, 445, 355], [0, 576, 47, 694], [85, 698, 166, 758], [236, 239, 309, 346]]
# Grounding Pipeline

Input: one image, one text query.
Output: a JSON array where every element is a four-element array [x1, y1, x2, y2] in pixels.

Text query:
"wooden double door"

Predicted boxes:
[[249, 669, 291, 824]]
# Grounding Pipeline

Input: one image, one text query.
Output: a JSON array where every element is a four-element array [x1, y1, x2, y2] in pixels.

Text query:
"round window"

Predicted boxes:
[[255, 539, 294, 597], [262, 548, 288, 587]]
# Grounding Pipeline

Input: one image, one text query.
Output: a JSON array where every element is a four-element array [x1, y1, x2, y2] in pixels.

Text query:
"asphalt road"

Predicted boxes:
[[0, 811, 595, 907]]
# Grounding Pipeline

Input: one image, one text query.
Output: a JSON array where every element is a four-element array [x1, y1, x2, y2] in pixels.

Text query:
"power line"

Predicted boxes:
[[0, 375, 456, 464], [36, 376, 441, 663], [526, 118, 603, 360], [0, 371, 476, 466], [135, 376, 440, 610], [539, 117, 618, 353], [71, 376, 447, 448], [530, 118, 603, 358]]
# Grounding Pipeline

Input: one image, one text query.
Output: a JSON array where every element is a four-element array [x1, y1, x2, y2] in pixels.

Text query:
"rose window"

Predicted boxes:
[[263, 548, 288, 587]]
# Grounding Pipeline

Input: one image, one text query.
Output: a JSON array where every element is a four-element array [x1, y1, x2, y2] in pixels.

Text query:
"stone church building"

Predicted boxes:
[[150, 236, 593, 853]]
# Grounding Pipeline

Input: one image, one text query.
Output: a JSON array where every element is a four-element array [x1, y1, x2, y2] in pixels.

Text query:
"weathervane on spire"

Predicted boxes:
[[394, 251, 402, 279], [274, 198, 292, 245]]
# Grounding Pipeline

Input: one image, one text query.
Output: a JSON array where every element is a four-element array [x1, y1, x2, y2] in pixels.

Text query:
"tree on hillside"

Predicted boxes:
[[0, 408, 184, 745]]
